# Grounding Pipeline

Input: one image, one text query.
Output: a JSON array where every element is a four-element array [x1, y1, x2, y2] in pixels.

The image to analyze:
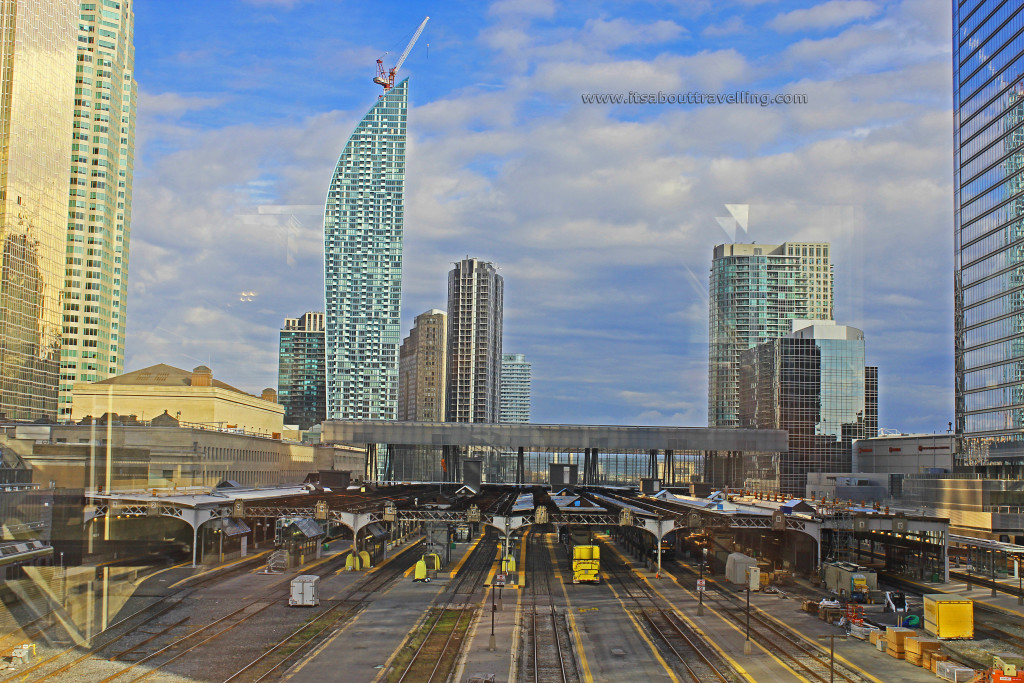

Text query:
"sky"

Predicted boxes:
[[126, 0, 954, 432]]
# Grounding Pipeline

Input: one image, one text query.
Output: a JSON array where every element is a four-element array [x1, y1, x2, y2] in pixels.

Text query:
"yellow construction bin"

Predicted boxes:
[[414, 559, 428, 582], [923, 594, 973, 639], [359, 550, 371, 569]]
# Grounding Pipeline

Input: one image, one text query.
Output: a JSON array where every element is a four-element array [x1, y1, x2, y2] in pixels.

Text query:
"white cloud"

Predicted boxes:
[[769, 0, 881, 33], [127, 0, 954, 430]]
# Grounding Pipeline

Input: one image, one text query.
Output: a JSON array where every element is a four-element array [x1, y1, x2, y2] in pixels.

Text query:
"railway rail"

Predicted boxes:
[[390, 531, 499, 683], [600, 541, 733, 683], [9, 540, 387, 683], [520, 529, 580, 683], [668, 558, 867, 683]]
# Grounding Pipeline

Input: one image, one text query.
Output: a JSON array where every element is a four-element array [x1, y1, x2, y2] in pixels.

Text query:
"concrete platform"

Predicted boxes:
[[890, 573, 1024, 619], [283, 536, 483, 683]]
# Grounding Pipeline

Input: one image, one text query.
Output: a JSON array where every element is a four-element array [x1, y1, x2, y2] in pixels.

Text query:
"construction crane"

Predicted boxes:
[[374, 17, 429, 93]]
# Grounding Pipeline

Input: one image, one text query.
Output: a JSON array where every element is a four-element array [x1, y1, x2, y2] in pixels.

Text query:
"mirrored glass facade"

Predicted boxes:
[[739, 323, 877, 496], [0, 0, 78, 420], [709, 242, 833, 428], [323, 80, 407, 420], [955, 1, 1024, 451], [59, 0, 137, 419], [278, 312, 326, 430]]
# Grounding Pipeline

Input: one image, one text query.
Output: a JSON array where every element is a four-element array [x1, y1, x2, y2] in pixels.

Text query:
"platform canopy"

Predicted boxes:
[[322, 420, 788, 452]]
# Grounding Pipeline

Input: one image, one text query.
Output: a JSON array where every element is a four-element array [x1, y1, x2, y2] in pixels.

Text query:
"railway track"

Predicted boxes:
[[390, 531, 499, 683], [600, 541, 734, 683], [221, 539, 425, 683], [668, 558, 866, 683], [519, 529, 580, 683], [9, 542, 365, 683]]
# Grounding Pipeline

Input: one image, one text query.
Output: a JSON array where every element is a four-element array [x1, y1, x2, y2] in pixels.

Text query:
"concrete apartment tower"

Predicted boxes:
[[323, 80, 408, 420], [708, 242, 833, 428], [278, 312, 326, 430], [447, 258, 503, 423], [954, 1, 1024, 458], [398, 309, 447, 421], [0, 0, 78, 420], [500, 353, 531, 423], [57, 0, 137, 420]]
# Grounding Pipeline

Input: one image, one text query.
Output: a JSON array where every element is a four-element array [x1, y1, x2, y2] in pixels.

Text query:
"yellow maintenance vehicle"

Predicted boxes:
[[572, 544, 600, 583]]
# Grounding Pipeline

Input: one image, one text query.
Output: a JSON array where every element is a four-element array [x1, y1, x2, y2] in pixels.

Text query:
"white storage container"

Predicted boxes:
[[289, 574, 320, 606]]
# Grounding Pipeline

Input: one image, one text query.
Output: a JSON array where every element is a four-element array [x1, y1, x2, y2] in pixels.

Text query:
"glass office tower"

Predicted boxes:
[[709, 242, 833, 428], [739, 321, 878, 496], [954, 1, 1024, 457], [278, 312, 326, 430], [0, 1, 78, 421], [323, 80, 407, 420], [59, 0, 137, 419]]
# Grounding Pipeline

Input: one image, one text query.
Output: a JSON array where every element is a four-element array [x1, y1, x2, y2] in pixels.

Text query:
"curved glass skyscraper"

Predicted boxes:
[[323, 80, 407, 420], [954, 1, 1024, 458]]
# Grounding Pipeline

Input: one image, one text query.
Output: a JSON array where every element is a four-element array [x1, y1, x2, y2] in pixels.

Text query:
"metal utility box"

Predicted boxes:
[[748, 567, 761, 592], [289, 575, 320, 607], [550, 463, 578, 490], [923, 594, 973, 639]]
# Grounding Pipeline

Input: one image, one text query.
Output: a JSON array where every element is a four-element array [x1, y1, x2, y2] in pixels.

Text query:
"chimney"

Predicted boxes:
[[191, 365, 213, 387]]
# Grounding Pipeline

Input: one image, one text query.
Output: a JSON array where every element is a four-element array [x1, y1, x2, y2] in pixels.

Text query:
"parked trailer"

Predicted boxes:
[[823, 562, 877, 601], [923, 594, 973, 639], [289, 575, 320, 607]]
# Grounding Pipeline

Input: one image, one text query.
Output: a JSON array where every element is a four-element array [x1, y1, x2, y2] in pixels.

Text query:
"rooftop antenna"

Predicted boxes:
[[374, 17, 429, 94]]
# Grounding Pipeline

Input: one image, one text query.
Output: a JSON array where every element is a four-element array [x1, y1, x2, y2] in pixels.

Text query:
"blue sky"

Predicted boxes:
[[126, 0, 954, 431]]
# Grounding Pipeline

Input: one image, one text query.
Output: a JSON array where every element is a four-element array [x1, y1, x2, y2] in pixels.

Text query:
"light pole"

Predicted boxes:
[[488, 583, 496, 651], [697, 547, 707, 616], [743, 585, 752, 655], [1017, 558, 1022, 606]]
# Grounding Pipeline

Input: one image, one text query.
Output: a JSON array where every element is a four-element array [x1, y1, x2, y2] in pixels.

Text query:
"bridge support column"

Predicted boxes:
[[517, 447, 525, 485], [192, 525, 199, 568]]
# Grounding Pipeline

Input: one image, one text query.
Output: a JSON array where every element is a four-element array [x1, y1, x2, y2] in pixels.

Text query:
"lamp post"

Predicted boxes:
[[697, 547, 707, 616], [743, 585, 752, 655], [1017, 558, 1022, 606], [992, 550, 998, 598], [488, 583, 496, 651]]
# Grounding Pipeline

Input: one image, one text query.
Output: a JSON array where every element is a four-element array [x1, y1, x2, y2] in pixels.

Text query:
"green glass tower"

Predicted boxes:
[[59, 0, 137, 420], [709, 241, 833, 428], [323, 80, 407, 420]]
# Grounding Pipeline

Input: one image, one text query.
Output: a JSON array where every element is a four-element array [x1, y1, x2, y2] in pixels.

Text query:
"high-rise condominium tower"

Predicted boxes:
[[278, 312, 326, 430], [0, 0, 78, 421], [954, 1, 1024, 456], [59, 0, 137, 420], [500, 353, 531, 423], [398, 309, 447, 421], [709, 242, 833, 428], [447, 258, 503, 423], [323, 80, 407, 420]]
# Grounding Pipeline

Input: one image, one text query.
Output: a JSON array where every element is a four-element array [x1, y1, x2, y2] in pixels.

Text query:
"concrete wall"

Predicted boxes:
[[71, 385, 285, 435]]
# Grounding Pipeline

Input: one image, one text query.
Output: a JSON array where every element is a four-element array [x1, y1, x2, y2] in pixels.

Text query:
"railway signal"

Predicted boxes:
[[816, 634, 848, 683]]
